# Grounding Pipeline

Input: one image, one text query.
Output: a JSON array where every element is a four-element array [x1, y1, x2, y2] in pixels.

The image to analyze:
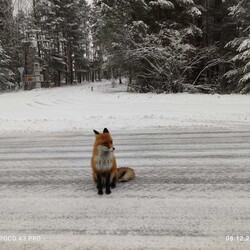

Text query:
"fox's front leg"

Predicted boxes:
[[97, 173, 103, 195], [105, 173, 111, 195]]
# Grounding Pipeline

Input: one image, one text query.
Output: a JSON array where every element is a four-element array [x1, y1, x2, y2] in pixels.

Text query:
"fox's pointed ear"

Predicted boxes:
[[103, 128, 109, 133], [93, 130, 100, 135]]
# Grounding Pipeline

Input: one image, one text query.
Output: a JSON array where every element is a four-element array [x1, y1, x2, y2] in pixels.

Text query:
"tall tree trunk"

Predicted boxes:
[[98, 69, 101, 81], [128, 64, 132, 91], [64, 43, 68, 85], [33, 0, 41, 59], [69, 46, 73, 84]]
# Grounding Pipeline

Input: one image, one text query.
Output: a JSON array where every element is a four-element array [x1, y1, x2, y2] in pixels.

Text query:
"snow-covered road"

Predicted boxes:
[[0, 129, 250, 249]]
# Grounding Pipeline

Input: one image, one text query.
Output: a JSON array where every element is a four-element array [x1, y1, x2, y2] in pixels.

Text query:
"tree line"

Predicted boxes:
[[0, 0, 249, 93]]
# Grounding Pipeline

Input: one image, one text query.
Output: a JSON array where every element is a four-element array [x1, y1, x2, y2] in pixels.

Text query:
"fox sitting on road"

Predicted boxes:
[[91, 128, 135, 195]]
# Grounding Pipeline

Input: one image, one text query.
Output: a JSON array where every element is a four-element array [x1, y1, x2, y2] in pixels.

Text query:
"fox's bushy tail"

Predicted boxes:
[[117, 167, 135, 182]]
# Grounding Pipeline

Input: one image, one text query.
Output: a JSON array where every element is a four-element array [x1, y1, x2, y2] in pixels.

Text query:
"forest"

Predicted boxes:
[[0, 0, 249, 94]]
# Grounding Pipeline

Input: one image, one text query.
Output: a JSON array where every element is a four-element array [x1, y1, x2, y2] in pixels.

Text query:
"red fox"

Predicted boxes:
[[91, 128, 135, 195]]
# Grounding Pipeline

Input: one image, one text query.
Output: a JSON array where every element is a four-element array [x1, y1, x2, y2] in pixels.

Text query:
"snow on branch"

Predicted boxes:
[[187, 6, 202, 17], [149, 0, 175, 9], [175, 0, 194, 7], [239, 72, 250, 83], [238, 38, 250, 52]]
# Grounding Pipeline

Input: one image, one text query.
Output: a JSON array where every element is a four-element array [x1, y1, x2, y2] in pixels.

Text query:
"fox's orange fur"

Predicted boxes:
[[91, 128, 135, 195]]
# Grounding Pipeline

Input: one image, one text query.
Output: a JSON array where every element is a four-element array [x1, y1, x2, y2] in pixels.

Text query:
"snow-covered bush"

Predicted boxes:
[[129, 28, 197, 93]]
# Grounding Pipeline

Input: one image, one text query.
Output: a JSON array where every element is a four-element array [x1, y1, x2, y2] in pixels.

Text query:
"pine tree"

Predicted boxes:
[[223, 0, 250, 93], [0, 0, 15, 89], [13, 10, 37, 79], [91, 0, 137, 81], [36, 0, 90, 86], [0, 0, 13, 47], [0, 40, 14, 90], [190, 0, 237, 92], [93, 0, 203, 92]]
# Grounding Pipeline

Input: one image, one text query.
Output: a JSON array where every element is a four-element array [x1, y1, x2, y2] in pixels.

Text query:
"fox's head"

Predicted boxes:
[[93, 128, 115, 152]]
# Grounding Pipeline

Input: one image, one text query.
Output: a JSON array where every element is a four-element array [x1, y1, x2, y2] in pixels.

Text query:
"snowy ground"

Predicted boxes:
[[0, 80, 249, 133], [0, 81, 250, 249]]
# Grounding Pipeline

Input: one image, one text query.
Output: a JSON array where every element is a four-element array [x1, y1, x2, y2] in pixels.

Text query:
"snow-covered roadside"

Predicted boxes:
[[0, 80, 249, 133]]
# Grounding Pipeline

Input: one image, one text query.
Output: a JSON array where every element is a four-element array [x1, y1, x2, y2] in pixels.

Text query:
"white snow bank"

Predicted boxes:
[[0, 80, 249, 132]]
